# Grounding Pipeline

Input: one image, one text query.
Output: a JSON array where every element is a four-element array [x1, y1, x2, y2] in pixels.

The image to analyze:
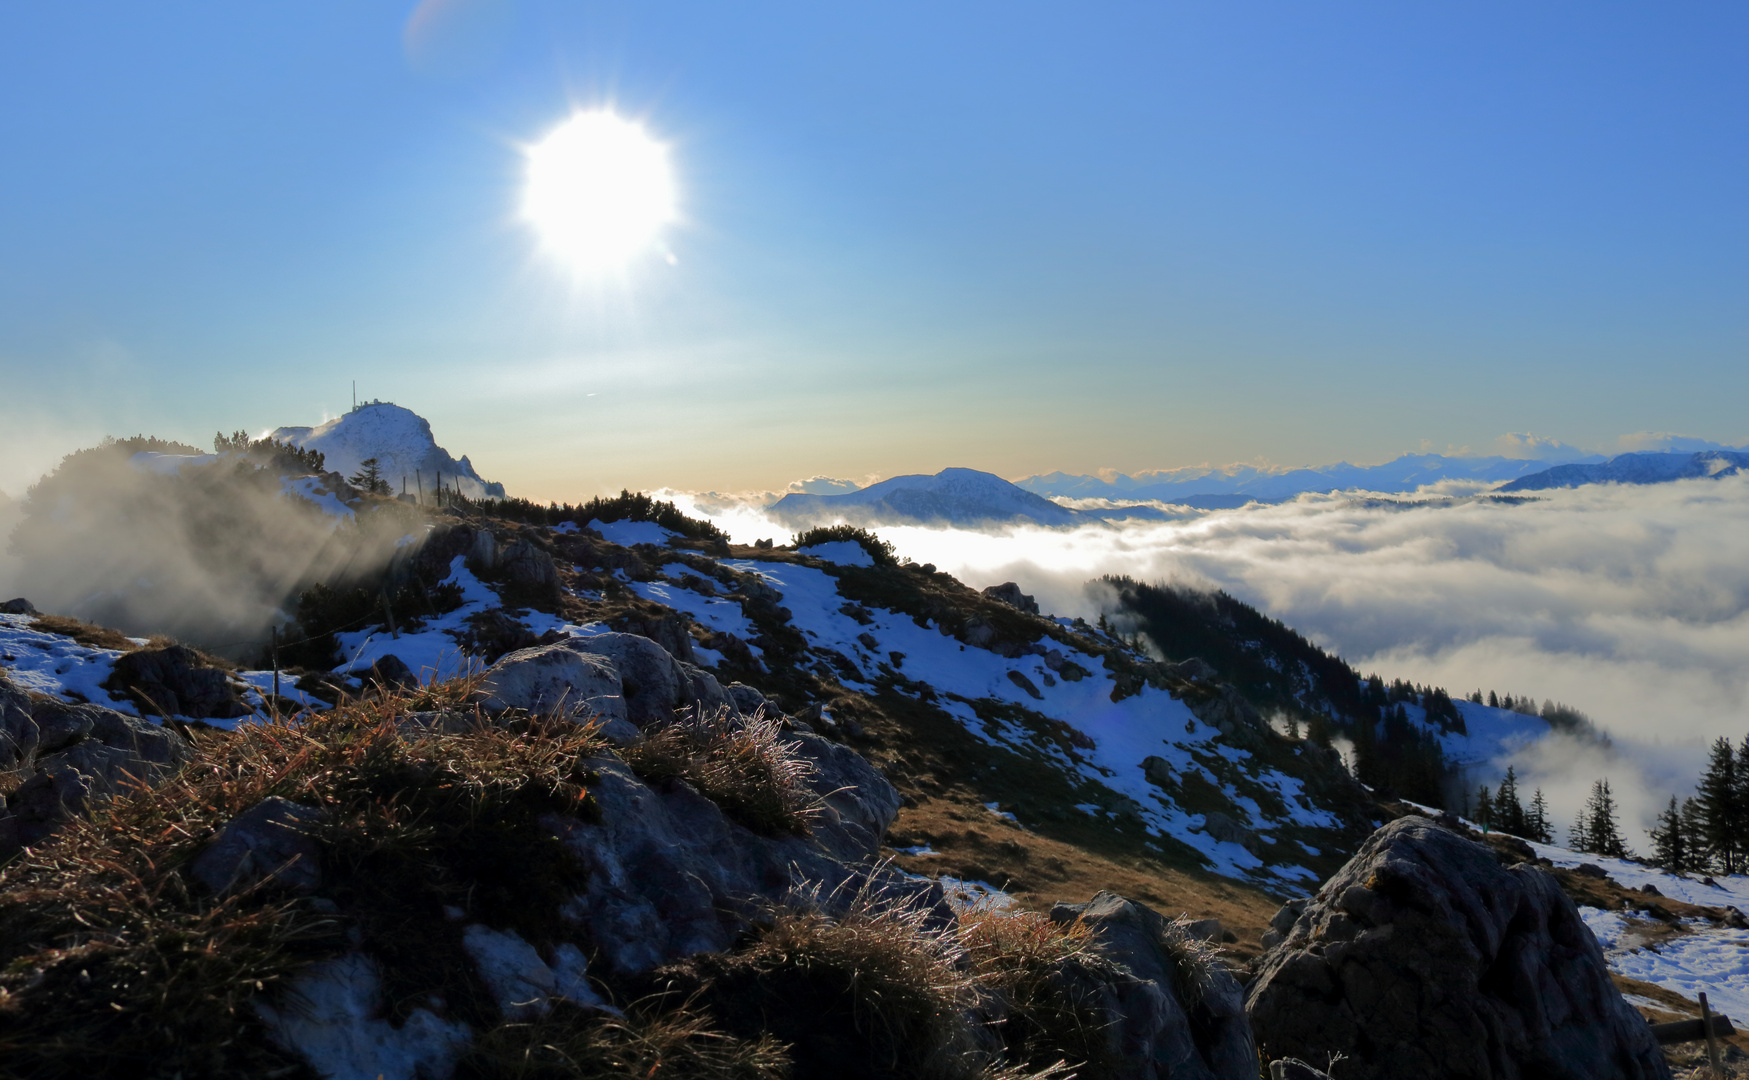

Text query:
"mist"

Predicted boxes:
[[3, 443, 417, 659], [672, 478, 1749, 837]]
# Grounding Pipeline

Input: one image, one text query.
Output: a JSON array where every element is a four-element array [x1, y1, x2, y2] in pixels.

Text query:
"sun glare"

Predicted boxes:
[[522, 111, 676, 274]]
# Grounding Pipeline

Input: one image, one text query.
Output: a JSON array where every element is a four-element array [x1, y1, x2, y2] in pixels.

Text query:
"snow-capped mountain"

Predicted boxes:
[[1018, 453, 1603, 506], [771, 467, 1081, 527], [1499, 450, 1749, 492], [272, 401, 505, 499]]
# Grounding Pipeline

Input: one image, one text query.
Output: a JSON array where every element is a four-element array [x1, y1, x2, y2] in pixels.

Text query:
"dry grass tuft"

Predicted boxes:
[[624, 707, 818, 836], [961, 907, 1115, 1076], [457, 1000, 792, 1080], [1153, 915, 1223, 1013], [0, 683, 606, 1078], [24, 614, 140, 653]]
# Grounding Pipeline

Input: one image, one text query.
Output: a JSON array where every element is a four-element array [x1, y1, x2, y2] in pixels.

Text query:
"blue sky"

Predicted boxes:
[[1, 2, 1744, 501]]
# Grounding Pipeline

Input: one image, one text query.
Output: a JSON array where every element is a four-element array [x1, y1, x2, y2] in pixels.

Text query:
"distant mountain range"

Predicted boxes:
[[1500, 450, 1749, 492], [1016, 454, 1602, 504], [273, 401, 504, 500], [770, 467, 1087, 527]]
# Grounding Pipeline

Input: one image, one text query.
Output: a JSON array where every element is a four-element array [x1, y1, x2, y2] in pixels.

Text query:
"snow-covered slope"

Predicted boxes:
[[272, 402, 505, 499], [771, 467, 1080, 527], [1500, 450, 1749, 492]]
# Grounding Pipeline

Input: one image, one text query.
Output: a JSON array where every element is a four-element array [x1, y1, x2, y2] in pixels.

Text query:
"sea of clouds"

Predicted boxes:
[[673, 476, 1749, 838]]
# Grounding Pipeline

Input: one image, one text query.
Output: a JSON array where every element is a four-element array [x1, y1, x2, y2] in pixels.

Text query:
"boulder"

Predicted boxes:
[[1202, 811, 1260, 852], [499, 538, 562, 607], [555, 745, 917, 975], [478, 642, 628, 729], [1, 693, 194, 853], [366, 653, 418, 691], [191, 796, 326, 895], [1141, 755, 1174, 787], [107, 644, 247, 720], [1245, 815, 1670, 1080], [724, 681, 769, 717], [567, 632, 692, 728], [1046, 891, 1257, 1080], [0, 597, 38, 615], [981, 582, 1040, 615]]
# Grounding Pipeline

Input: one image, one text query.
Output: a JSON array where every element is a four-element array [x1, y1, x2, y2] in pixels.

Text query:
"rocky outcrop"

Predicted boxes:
[[497, 538, 562, 609], [1246, 815, 1670, 1080], [981, 582, 1040, 615], [191, 795, 325, 896], [105, 644, 247, 720], [0, 597, 38, 615], [558, 734, 911, 976], [0, 672, 193, 854], [1043, 892, 1257, 1080]]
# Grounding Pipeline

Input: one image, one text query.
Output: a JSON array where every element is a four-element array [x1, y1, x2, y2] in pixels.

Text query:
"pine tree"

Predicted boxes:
[[1488, 690, 1499, 708], [1698, 737, 1740, 874], [349, 457, 391, 496], [1474, 784, 1494, 830], [1527, 788, 1553, 844], [1649, 795, 1692, 873]]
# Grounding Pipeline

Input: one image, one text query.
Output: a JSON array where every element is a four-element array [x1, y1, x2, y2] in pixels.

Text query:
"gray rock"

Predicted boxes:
[[9, 765, 94, 848], [1202, 811, 1260, 852], [555, 751, 923, 976], [963, 617, 998, 648], [469, 529, 498, 573], [677, 661, 733, 717], [566, 632, 688, 727], [0, 677, 37, 767], [499, 538, 562, 606], [108, 644, 247, 720], [192, 796, 325, 895], [367, 653, 418, 691], [478, 642, 628, 726], [1185, 917, 1226, 942], [0, 597, 38, 615], [724, 682, 768, 717], [981, 582, 1040, 615], [1142, 755, 1174, 787], [1245, 815, 1670, 1080], [1047, 891, 1257, 1080]]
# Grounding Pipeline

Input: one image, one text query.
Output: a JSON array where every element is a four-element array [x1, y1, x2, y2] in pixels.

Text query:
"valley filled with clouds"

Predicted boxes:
[[680, 476, 1749, 835]]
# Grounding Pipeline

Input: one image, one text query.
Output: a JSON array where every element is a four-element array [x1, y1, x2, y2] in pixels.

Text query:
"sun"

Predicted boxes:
[[522, 111, 676, 274]]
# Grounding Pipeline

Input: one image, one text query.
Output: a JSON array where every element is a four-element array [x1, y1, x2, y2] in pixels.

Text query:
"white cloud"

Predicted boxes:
[[1614, 431, 1741, 455], [787, 475, 866, 495]]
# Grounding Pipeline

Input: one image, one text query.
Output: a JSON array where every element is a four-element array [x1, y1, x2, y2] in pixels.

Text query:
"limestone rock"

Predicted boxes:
[[478, 642, 628, 726], [981, 582, 1040, 615], [192, 796, 325, 895], [1245, 815, 1670, 1080], [107, 644, 247, 720], [1046, 891, 1257, 1080], [499, 538, 562, 608], [0, 597, 38, 615], [367, 653, 418, 691]]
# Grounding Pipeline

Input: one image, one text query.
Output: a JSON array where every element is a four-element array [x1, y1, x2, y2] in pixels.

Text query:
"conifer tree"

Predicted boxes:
[[1698, 737, 1741, 874], [1649, 795, 1692, 873], [1474, 784, 1494, 829], [1494, 767, 1526, 836], [1527, 788, 1553, 844], [349, 457, 391, 496], [1577, 779, 1629, 858], [1488, 690, 1499, 708], [1682, 797, 1708, 869]]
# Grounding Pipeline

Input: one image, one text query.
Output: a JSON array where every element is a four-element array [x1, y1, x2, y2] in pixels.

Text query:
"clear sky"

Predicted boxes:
[[2, 2, 1744, 502]]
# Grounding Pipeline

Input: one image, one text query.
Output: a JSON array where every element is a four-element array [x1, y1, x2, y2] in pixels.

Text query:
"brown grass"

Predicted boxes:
[[961, 907, 1115, 1075], [25, 614, 140, 653], [624, 708, 819, 836], [0, 684, 606, 1078], [457, 1001, 793, 1080]]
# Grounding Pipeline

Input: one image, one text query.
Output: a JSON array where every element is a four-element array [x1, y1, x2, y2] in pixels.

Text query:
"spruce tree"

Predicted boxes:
[[1649, 795, 1690, 873], [1682, 797, 1708, 871], [1495, 767, 1526, 836], [1475, 784, 1494, 830], [1527, 788, 1553, 844], [1698, 737, 1740, 874], [1488, 690, 1499, 708], [1580, 779, 1629, 858]]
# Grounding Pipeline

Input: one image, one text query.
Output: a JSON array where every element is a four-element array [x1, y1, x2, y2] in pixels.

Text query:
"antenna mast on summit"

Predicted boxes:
[[352, 381, 356, 411]]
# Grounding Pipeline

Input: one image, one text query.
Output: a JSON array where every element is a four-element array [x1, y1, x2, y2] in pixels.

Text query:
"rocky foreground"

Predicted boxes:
[[0, 618, 1677, 1078]]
